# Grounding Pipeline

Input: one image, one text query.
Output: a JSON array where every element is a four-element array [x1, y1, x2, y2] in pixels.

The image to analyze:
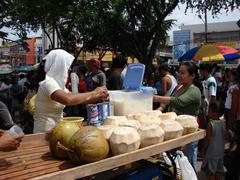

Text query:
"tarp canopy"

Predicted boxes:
[[0, 64, 13, 75]]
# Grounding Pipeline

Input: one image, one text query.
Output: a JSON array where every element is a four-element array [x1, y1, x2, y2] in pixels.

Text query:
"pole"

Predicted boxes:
[[204, 7, 208, 44]]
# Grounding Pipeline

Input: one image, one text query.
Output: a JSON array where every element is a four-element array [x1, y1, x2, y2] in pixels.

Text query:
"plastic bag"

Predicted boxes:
[[176, 150, 197, 180]]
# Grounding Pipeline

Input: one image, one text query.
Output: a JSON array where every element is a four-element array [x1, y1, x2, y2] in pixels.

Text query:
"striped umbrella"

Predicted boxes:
[[179, 45, 240, 62]]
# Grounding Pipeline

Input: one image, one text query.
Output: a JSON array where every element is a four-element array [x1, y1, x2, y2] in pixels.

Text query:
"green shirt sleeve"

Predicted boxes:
[[170, 86, 201, 109]]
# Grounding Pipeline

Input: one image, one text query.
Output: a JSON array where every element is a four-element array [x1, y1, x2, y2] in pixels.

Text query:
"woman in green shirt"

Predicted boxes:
[[154, 61, 202, 170]]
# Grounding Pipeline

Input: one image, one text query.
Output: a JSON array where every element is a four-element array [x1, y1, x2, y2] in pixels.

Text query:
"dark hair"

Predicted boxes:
[[26, 70, 35, 80], [78, 65, 87, 75], [199, 63, 212, 73], [158, 64, 169, 72], [209, 101, 225, 117], [111, 54, 127, 70], [19, 73, 25, 79], [229, 68, 239, 81], [181, 62, 203, 93]]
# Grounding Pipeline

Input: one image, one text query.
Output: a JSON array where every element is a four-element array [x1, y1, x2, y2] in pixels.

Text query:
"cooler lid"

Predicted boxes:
[[123, 63, 145, 91]]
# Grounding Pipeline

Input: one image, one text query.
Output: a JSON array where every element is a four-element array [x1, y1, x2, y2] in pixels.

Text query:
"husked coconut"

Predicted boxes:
[[104, 116, 128, 126], [175, 115, 198, 135], [126, 113, 147, 121], [127, 113, 161, 125], [119, 120, 141, 130], [160, 120, 183, 141], [109, 127, 140, 155], [97, 125, 117, 140], [144, 110, 162, 117], [159, 112, 177, 121], [138, 124, 165, 148], [138, 117, 162, 126]]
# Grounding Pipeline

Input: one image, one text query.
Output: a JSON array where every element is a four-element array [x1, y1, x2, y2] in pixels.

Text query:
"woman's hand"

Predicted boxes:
[[0, 131, 23, 151], [93, 86, 109, 102]]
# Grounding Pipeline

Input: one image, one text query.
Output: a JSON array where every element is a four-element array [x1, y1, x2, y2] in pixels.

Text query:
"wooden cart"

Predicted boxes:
[[0, 129, 205, 180]]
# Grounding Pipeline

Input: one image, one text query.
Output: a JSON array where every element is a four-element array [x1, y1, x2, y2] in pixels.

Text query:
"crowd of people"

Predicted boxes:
[[0, 49, 240, 179]]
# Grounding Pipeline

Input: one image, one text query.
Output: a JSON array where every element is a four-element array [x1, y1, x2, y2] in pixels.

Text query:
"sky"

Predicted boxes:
[[1, 4, 240, 42], [167, 4, 240, 41]]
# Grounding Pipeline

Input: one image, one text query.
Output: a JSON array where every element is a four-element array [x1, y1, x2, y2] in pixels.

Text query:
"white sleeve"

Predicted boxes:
[[41, 79, 61, 97], [208, 82, 217, 96]]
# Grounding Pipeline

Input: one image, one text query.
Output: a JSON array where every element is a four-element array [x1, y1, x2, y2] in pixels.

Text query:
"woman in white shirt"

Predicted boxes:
[[33, 49, 108, 133]]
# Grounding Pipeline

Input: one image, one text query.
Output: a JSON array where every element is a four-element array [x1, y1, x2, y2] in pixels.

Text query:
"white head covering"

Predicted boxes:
[[43, 49, 74, 89]]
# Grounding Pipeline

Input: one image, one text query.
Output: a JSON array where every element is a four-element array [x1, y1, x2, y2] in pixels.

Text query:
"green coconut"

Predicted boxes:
[[49, 117, 83, 159], [68, 126, 109, 164]]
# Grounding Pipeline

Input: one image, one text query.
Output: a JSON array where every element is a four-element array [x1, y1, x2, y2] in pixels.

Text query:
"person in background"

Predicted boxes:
[[18, 73, 27, 87], [0, 101, 23, 151], [158, 64, 177, 96], [201, 101, 226, 180], [0, 78, 12, 110], [199, 63, 217, 106], [224, 65, 240, 180], [212, 65, 222, 100], [0, 101, 15, 130], [10, 75, 24, 104], [224, 69, 239, 132], [154, 62, 201, 169], [0, 78, 12, 91], [153, 72, 162, 95], [33, 49, 108, 133], [86, 58, 106, 91], [107, 54, 127, 90], [77, 65, 87, 93], [220, 68, 230, 102]]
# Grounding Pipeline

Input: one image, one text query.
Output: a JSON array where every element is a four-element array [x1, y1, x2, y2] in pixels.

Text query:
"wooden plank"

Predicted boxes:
[[0, 154, 61, 175], [0, 161, 72, 180], [33, 129, 205, 180], [13, 163, 75, 180], [22, 133, 48, 144], [0, 146, 49, 159]]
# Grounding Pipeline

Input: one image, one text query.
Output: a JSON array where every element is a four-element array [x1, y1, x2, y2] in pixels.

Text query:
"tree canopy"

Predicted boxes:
[[1, 0, 239, 69]]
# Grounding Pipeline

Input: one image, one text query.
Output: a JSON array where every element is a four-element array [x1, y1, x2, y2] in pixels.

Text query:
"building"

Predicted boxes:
[[181, 20, 240, 48], [3, 37, 42, 67], [35, 37, 43, 63], [173, 20, 240, 61]]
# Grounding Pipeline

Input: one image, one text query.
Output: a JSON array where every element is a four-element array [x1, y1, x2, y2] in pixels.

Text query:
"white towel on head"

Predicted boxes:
[[42, 49, 74, 90]]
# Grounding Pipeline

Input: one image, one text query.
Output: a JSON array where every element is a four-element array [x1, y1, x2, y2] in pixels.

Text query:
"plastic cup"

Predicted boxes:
[[8, 125, 24, 137]]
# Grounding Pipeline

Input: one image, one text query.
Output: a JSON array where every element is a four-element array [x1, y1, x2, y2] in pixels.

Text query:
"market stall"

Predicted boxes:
[[0, 129, 205, 180]]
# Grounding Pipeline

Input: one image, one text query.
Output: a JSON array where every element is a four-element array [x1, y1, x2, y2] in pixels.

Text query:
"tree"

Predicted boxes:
[[1, 0, 239, 70], [97, 0, 239, 73]]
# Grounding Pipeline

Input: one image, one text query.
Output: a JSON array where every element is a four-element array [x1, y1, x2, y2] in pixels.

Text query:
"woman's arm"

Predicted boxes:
[[153, 95, 171, 105], [51, 86, 109, 106]]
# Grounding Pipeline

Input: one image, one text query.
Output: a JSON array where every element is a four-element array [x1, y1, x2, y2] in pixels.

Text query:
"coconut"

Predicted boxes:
[[49, 117, 83, 159], [67, 126, 109, 163]]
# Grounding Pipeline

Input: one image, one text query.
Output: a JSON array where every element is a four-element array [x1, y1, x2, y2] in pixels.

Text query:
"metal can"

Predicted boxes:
[[109, 102, 114, 116], [89, 121, 102, 127], [98, 102, 110, 121], [87, 104, 99, 121]]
